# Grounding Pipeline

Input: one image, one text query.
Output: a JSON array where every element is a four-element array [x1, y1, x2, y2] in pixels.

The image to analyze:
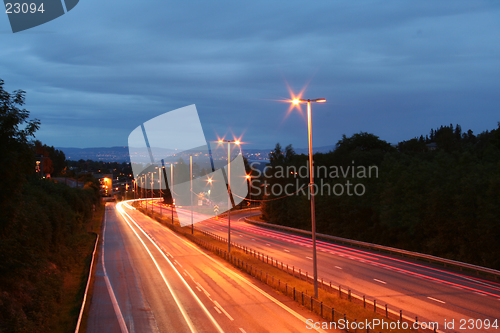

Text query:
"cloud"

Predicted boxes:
[[1, 0, 499, 148]]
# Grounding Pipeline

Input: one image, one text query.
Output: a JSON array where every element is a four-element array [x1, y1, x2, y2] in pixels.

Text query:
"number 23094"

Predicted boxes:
[[5, 3, 45, 14]]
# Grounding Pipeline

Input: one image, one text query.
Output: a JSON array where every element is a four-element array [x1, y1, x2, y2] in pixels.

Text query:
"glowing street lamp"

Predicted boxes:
[[290, 97, 326, 299], [160, 166, 164, 216], [245, 174, 252, 206], [218, 139, 241, 253], [190, 155, 194, 234], [171, 163, 174, 224], [150, 172, 154, 214]]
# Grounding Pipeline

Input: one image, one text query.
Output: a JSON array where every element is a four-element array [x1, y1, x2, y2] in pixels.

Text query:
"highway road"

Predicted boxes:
[[86, 202, 335, 333], [148, 201, 500, 333]]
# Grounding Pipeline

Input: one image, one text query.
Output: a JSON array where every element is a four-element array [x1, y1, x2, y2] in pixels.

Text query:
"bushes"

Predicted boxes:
[[0, 177, 100, 333], [261, 126, 500, 270]]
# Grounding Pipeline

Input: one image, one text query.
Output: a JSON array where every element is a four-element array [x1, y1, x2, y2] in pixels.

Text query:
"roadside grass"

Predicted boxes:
[[52, 203, 105, 333], [134, 203, 415, 333]]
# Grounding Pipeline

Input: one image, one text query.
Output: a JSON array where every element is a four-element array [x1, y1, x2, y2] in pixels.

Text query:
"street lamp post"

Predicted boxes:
[[144, 174, 148, 211], [219, 139, 240, 253], [159, 167, 163, 217], [150, 172, 154, 214], [171, 163, 174, 224], [246, 174, 251, 207], [292, 97, 326, 299], [141, 175, 145, 209], [190, 155, 194, 234]]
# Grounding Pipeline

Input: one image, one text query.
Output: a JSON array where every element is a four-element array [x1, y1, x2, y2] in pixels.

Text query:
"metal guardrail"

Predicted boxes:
[[134, 203, 441, 332], [243, 216, 500, 281], [74, 233, 100, 333], [196, 227, 441, 333]]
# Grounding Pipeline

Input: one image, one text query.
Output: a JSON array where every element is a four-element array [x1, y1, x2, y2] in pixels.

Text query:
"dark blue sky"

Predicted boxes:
[[1, 1, 499, 149]]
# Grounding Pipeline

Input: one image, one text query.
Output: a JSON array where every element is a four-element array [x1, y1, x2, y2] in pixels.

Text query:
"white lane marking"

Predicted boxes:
[[427, 297, 445, 304], [239, 329, 247, 333], [101, 212, 129, 333], [154, 223, 330, 333], [283, 249, 290, 252], [196, 286, 201, 292], [196, 283, 211, 298], [335, 266, 342, 270], [252, 239, 256, 241], [214, 300, 234, 321], [475, 292, 487, 296], [266, 243, 271, 246], [373, 279, 387, 284], [117, 203, 225, 333], [214, 306, 222, 314], [305, 257, 313, 260], [184, 270, 194, 280]]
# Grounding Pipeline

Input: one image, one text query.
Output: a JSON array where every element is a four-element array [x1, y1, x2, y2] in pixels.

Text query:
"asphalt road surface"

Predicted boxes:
[[86, 202, 336, 333], [142, 200, 500, 333]]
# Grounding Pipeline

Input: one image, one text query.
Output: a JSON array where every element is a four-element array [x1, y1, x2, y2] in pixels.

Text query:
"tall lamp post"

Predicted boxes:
[[291, 97, 326, 299], [190, 155, 194, 234], [141, 175, 145, 209], [218, 139, 240, 253], [150, 172, 154, 214], [133, 179, 136, 200], [160, 167, 164, 216], [171, 163, 174, 224], [245, 174, 251, 207]]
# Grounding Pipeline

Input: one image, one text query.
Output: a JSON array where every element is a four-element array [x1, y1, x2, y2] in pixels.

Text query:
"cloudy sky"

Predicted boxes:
[[1, 0, 499, 150]]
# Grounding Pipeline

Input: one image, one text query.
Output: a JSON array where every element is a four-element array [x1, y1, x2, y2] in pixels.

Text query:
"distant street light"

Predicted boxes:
[[246, 174, 252, 206], [150, 172, 154, 214], [190, 155, 194, 234], [160, 167, 164, 217], [290, 97, 326, 299], [218, 139, 241, 253], [133, 179, 136, 200], [171, 163, 174, 224], [142, 175, 146, 210]]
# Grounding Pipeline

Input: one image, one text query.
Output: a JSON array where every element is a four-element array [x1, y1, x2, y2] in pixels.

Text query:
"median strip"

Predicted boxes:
[[132, 202, 441, 333]]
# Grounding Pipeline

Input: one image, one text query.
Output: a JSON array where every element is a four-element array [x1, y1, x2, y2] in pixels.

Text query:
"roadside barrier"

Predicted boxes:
[[244, 217, 500, 281], [74, 233, 100, 333], [195, 228, 441, 333], [135, 203, 441, 333]]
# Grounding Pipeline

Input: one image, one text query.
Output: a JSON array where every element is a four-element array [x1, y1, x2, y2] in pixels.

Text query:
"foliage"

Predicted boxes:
[[261, 124, 500, 270], [0, 177, 100, 333], [0, 78, 101, 332]]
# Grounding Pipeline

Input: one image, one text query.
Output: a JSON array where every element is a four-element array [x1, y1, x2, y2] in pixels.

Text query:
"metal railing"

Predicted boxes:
[[244, 217, 500, 281], [197, 228, 441, 333], [136, 203, 444, 333]]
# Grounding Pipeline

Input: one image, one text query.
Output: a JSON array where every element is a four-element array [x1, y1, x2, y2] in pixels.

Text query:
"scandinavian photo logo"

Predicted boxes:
[[128, 104, 248, 227]]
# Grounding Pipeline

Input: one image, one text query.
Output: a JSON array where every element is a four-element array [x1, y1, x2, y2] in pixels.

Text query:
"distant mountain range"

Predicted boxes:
[[58, 145, 336, 163]]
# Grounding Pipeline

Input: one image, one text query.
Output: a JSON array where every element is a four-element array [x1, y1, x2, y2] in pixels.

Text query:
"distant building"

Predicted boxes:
[[95, 174, 113, 196]]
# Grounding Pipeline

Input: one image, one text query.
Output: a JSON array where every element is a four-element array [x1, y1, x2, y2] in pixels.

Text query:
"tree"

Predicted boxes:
[[0, 79, 40, 151], [0, 78, 40, 221], [332, 132, 396, 167], [269, 143, 284, 166]]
